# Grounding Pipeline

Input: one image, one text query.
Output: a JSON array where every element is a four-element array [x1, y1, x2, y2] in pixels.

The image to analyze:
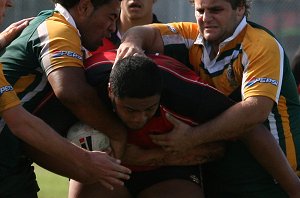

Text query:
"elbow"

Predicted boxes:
[[54, 88, 83, 106]]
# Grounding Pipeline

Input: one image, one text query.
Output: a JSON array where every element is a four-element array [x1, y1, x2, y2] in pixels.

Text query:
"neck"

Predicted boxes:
[[209, 44, 219, 60], [118, 14, 153, 36]]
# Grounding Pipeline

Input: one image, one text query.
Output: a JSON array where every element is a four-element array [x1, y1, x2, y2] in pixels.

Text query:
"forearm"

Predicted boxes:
[[5, 106, 91, 171], [123, 142, 225, 166], [162, 142, 225, 166], [121, 25, 164, 54], [63, 86, 125, 140], [189, 96, 273, 145], [24, 143, 91, 182], [50, 68, 126, 142]]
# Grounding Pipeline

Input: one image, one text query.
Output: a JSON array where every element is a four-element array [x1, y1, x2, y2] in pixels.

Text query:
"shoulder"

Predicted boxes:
[[242, 22, 284, 58]]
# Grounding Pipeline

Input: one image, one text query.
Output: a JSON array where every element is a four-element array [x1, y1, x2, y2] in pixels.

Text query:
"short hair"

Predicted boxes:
[[189, 0, 252, 17], [110, 55, 163, 99], [52, 0, 121, 9]]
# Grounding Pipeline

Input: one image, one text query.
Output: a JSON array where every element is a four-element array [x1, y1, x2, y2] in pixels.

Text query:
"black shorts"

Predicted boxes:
[[124, 165, 202, 196]]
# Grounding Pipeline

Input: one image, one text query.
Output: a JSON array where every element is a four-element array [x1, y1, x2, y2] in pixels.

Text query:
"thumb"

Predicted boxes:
[[165, 113, 182, 127]]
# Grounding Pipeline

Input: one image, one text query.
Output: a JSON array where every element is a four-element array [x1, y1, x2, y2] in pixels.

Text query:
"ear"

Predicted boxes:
[[77, 0, 94, 17], [236, 5, 245, 18]]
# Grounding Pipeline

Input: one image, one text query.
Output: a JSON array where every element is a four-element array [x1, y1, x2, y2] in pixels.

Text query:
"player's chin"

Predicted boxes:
[[87, 40, 103, 51], [127, 123, 145, 130]]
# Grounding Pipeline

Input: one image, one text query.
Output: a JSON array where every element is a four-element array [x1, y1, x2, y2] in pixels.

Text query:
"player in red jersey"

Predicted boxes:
[[67, 51, 298, 197]]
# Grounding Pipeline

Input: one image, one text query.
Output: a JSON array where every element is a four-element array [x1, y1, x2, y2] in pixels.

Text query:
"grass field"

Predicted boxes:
[[34, 164, 69, 198]]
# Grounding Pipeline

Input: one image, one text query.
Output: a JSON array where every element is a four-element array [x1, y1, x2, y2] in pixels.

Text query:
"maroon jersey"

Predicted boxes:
[[84, 51, 235, 171]]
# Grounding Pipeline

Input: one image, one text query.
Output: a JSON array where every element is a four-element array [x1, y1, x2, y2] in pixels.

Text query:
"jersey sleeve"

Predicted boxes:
[[36, 13, 84, 76], [151, 22, 199, 49], [242, 28, 283, 103], [0, 65, 20, 114]]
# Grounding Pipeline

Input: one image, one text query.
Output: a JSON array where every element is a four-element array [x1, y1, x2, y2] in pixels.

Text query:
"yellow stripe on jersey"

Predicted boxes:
[[277, 96, 297, 171], [13, 75, 36, 94], [242, 26, 283, 103], [38, 12, 83, 76], [0, 65, 20, 113]]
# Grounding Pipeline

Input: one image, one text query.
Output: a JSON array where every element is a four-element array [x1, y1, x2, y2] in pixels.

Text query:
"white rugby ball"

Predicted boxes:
[[67, 122, 110, 151]]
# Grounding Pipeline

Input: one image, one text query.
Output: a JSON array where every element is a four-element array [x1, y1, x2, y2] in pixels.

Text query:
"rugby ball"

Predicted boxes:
[[67, 122, 110, 151]]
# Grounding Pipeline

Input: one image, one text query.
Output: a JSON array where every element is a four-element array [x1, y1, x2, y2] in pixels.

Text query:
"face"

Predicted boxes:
[[77, 0, 120, 51], [121, 0, 155, 20], [110, 94, 160, 130], [194, 0, 245, 46], [0, 0, 12, 24]]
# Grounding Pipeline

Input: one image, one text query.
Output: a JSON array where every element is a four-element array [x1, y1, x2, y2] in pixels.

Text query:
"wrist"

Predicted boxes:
[[0, 36, 6, 49]]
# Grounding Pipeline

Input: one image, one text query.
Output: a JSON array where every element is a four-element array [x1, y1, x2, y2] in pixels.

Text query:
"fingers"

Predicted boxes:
[[150, 133, 170, 147], [92, 156, 131, 190], [0, 17, 33, 48], [8, 17, 34, 28], [99, 180, 115, 191], [108, 155, 131, 175], [115, 44, 145, 66], [165, 113, 182, 126]]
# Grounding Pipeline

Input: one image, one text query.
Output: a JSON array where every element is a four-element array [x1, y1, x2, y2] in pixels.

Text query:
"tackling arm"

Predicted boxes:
[[47, 67, 127, 158]]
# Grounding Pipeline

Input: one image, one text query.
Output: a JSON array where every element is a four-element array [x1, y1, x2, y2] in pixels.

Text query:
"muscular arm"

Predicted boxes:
[[189, 96, 273, 145], [3, 105, 130, 188], [122, 142, 225, 166], [151, 96, 274, 151], [48, 67, 126, 158], [116, 25, 164, 60]]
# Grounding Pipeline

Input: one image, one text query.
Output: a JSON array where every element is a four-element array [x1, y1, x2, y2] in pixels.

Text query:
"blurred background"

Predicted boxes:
[[2, 0, 300, 64], [2, 0, 300, 197]]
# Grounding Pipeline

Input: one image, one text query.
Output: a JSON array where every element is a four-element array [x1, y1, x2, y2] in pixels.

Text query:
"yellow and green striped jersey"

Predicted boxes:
[[0, 5, 88, 190], [0, 63, 20, 115], [152, 18, 300, 175]]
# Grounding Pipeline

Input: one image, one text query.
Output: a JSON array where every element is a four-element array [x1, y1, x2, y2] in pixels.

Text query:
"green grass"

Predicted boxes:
[[34, 164, 69, 198]]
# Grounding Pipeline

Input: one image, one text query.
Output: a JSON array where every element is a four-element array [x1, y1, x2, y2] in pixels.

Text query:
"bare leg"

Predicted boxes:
[[137, 179, 204, 198], [68, 179, 132, 198]]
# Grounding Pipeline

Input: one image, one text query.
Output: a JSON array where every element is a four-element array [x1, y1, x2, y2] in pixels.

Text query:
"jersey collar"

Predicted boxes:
[[54, 3, 81, 37], [54, 3, 91, 57], [194, 16, 247, 46]]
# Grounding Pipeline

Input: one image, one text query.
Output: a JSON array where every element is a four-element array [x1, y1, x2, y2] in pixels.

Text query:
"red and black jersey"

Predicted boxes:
[[85, 51, 235, 171], [85, 51, 235, 124]]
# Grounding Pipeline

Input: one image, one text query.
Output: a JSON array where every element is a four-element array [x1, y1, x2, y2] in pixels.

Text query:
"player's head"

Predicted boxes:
[[120, 0, 156, 21], [189, 0, 251, 17], [0, 0, 12, 24], [108, 55, 163, 130], [52, 0, 121, 9], [191, 0, 251, 47], [52, 0, 121, 51]]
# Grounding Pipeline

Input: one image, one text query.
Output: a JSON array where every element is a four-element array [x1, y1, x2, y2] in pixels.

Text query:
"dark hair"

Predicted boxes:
[[110, 56, 163, 99], [189, 0, 252, 17], [52, 0, 121, 9]]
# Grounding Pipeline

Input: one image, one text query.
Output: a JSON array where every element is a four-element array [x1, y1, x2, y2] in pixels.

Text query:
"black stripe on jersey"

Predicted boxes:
[[217, 44, 242, 62], [86, 136, 93, 151], [164, 44, 194, 70], [200, 45, 243, 78], [159, 68, 235, 124]]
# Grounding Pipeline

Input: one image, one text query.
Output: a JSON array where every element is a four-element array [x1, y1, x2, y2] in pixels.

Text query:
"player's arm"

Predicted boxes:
[[151, 96, 273, 151], [122, 142, 225, 166], [47, 67, 127, 158], [2, 105, 131, 189], [116, 25, 164, 61]]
